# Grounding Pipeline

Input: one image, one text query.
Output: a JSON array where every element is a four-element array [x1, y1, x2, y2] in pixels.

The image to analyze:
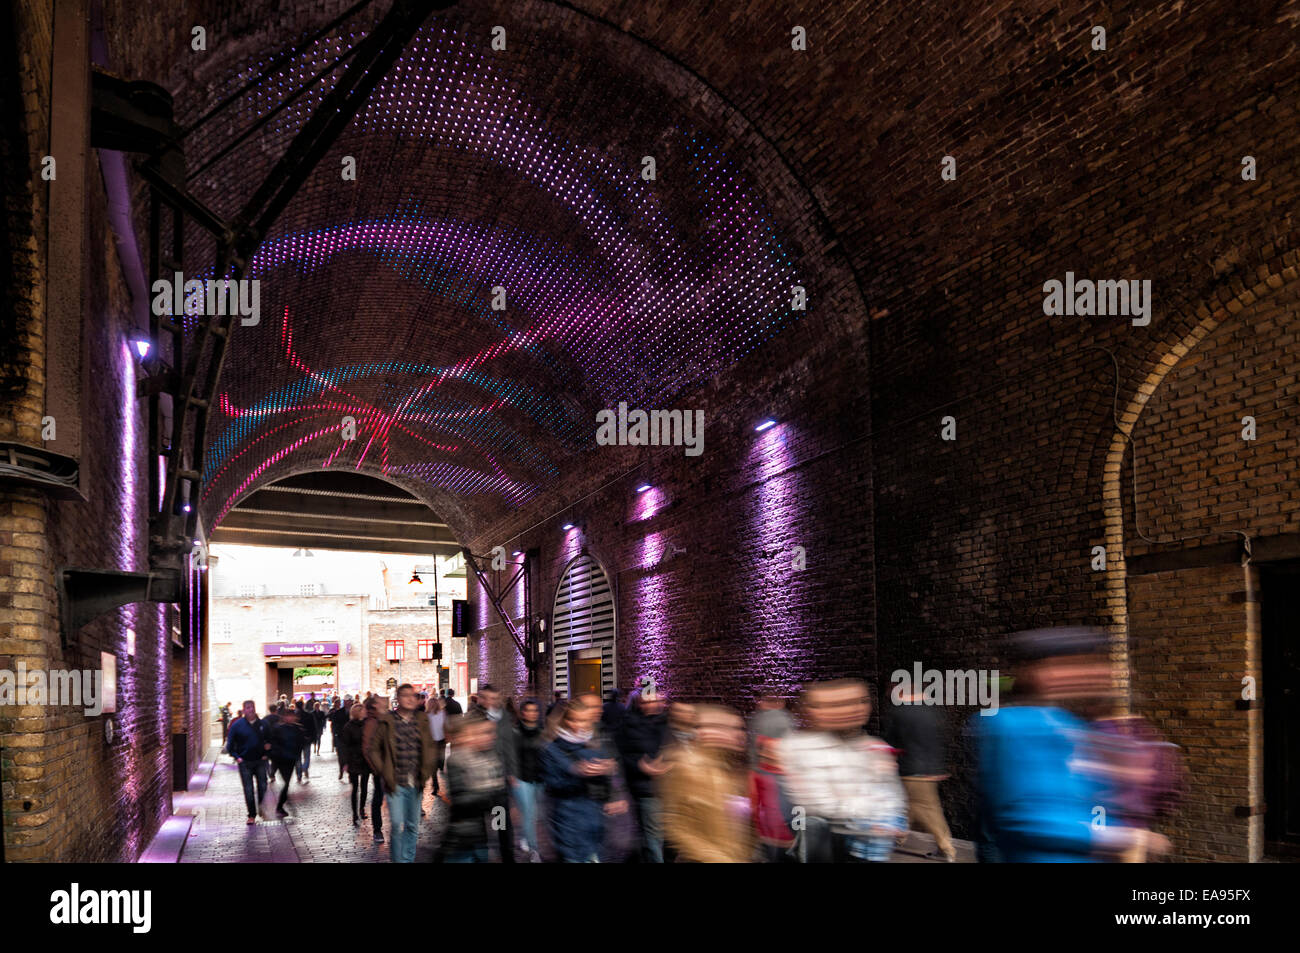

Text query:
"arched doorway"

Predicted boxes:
[[551, 553, 616, 699]]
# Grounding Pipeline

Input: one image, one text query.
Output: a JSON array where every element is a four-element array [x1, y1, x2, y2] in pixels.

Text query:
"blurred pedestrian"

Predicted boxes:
[[441, 712, 506, 863], [780, 680, 907, 862], [975, 628, 1171, 862], [616, 688, 670, 862], [541, 693, 626, 862], [661, 704, 754, 862], [227, 700, 270, 824], [342, 704, 372, 826], [366, 683, 436, 863], [269, 707, 306, 817], [479, 684, 519, 862], [884, 686, 956, 861], [515, 698, 546, 862]]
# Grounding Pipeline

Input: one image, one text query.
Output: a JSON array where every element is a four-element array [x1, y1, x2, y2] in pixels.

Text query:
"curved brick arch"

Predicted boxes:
[[153, 0, 868, 538], [1099, 233, 1300, 704]]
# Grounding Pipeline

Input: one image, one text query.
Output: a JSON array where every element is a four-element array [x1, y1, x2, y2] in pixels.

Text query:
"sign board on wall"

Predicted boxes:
[[451, 599, 468, 637], [262, 642, 339, 656], [100, 652, 117, 714]]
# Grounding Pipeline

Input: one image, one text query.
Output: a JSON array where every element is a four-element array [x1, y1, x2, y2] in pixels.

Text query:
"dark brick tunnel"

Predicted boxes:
[[3, 0, 1300, 875]]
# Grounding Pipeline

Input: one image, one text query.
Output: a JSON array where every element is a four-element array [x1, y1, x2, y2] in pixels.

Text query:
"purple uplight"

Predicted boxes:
[[628, 485, 666, 524], [755, 419, 778, 432], [561, 523, 574, 531], [635, 484, 652, 493], [131, 335, 151, 361], [746, 421, 813, 678]]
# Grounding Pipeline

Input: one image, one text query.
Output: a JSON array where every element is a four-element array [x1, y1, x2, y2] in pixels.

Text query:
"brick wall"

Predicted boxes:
[[209, 594, 367, 707], [368, 613, 452, 695], [1, 0, 187, 862], [1127, 564, 1258, 862]]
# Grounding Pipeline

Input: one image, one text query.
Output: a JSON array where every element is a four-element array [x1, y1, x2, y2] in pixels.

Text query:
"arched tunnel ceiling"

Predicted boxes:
[[102, 1, 1300, 542], [113, 1, 847, 541]]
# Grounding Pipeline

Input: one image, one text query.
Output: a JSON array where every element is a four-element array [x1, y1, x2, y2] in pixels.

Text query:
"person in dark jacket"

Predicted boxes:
[[615, 689, 671, 862], [441, 712, 507, 862], [601, 689, 626, 736], [443, 689, 463, 716], [514, 698, 547, 861], [478, 684, 518, 863], [541, 693, 627, 862], [341, 704, 372, 826], [360, 696, 387, 843], [312, 701, 327, 755], [294, 701, 315, 781], [262, 705, 282, 787], [269, 707, 306, 816], [227, 700, 271, 824], [328, 700, 350, 779], [884, 688, 956, 861]]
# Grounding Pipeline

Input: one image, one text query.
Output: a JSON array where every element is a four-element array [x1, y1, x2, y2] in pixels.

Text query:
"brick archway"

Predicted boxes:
[[1099, 234, 1300, 704]]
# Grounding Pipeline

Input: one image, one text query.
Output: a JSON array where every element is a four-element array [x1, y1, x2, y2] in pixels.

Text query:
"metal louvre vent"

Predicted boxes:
[[552, 554, 616, 696]]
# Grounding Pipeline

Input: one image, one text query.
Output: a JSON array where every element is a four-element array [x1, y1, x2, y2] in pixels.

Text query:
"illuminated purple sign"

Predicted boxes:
[[263, 642, 339, 656]]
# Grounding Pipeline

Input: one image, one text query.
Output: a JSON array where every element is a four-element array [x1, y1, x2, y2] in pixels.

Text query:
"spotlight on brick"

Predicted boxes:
[[636, 484, 652, 493], [755, 419, 777, 432], [129, 332, 151, 361], [561, 523, 575, 531]]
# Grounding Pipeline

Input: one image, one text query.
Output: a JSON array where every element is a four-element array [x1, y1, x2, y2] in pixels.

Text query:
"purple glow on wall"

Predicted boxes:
[[627, 568, 672, 699], [476, 574, 493, 632], [561, 526, 583, 561], [119, 340, 139, 571], [746, 423, 813, 681], [633, 531, 666, 571], [628, 485, 666, 524]]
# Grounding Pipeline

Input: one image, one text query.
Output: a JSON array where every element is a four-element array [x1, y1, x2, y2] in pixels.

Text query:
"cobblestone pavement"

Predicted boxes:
[[178, 745, 967, 862]]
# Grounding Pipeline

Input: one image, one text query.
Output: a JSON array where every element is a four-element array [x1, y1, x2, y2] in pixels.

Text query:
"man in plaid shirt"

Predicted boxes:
[[780, 679, 907, 862]]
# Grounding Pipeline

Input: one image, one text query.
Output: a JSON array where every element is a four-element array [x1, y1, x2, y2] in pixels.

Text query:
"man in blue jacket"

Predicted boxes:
[[975, 627, 1171, 862], [226, 700, 271, 824]]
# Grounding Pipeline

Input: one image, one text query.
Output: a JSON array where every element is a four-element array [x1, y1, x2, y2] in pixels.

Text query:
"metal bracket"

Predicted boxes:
[[0, 441, 80, 499], [56, 567, 182, 647], [462, 547, 538, 675]]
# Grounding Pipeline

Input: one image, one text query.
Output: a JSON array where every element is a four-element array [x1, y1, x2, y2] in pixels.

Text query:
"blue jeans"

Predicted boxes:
[[297, 744, 311, 780], [387, 785, 421, 863], [514, 781, 542, 849], [633, 795, 664, 863], [237, 760, 267, 818]]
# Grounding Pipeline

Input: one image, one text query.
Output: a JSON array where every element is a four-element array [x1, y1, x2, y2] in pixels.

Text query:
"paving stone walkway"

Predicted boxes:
[[175, 744, 969, 863]]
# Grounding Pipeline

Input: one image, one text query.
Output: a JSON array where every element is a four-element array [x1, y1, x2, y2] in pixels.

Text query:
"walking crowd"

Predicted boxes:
[[218, 627, 1183, 863]]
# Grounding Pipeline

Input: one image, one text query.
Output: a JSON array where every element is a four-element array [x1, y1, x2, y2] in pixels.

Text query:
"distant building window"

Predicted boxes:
[[299, 583, 319, 597], [239, 585, 257, 599], [417, 639, 439, 661], [426, 595, 438, 607], [215, 620, 233, 643], [272, 621, 286, 639], [385, 640, 405, 662]]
